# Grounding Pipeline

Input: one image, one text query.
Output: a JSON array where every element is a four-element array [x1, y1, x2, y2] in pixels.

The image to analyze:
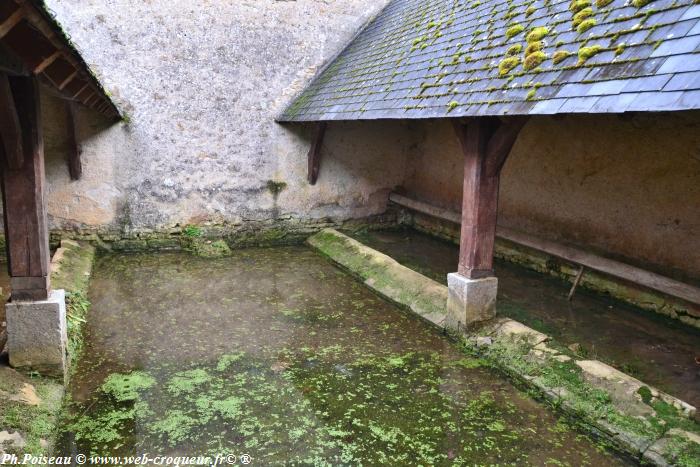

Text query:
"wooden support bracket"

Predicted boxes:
[[307, 122, 327, 185], [452, 116, 528, 279], [65, 101, 82, 180]]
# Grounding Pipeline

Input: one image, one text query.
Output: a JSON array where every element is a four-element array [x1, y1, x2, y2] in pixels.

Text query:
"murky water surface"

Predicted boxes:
[[60, 248, 626, 465], [350, 228, 700, 408]]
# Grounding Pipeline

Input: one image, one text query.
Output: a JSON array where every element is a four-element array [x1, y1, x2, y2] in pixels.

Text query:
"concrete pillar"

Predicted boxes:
[[446, 273, 498, 331], [5, 289, 67, 380]]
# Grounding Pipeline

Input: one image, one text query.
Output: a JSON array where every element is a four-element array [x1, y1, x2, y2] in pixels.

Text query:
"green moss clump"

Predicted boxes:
[[498, 56, 521, 75], [266, 180, 287, 196], [632, 0, 651, 7], [577, 45, 603, 64], [552, 50, 572, 64], [596, 0, 614, 7], [505, 24, 524, 39], [526, 26, 549, 42], [447, 101, 459, 112], [615, 43, 625, 56], [526, 89, 537, 100], [569, 0, 591, 12], [577, 18, 597, 33], [637, 386, 653, 404], [523, 51, 546, 70], [507, 44, 523, 55], [526, 6, 536, 17], [572, 7, 594, 26], [525, 40, 544, 56]]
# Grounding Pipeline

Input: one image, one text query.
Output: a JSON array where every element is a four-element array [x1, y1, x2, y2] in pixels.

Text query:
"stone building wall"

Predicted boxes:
[[37, 0, 409, 236], [404, 112, 700, 281]]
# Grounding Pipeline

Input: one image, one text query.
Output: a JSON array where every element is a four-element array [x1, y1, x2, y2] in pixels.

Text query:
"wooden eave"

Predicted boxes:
[[0, 0, 120, 120]]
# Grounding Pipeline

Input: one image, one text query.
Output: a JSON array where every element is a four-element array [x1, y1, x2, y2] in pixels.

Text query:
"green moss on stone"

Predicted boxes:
[[523, 51, 547, 70], [447, 101, 459, 112], [632, 0, 651, 7], [577, 18, 597, 33], [526, 26, 549, 43], [499, 56, 521, 75], [569, 0, 592, 12], [596, 0, 614, 6], [572, 7, 594, 26], [525, 40, 544, 56], [507, 44, 523, 55], [577, 45, 603, 64], [552, 50, 573, 64], [505, 24, 525, 39]]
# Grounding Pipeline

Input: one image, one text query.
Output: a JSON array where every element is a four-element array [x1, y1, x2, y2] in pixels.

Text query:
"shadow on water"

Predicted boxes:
[[58, 247, 628, 465], [349, 228, 700, 409]]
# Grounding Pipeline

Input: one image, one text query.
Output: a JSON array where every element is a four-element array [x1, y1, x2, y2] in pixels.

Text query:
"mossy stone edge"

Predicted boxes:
[[307, 228, 700, 466]]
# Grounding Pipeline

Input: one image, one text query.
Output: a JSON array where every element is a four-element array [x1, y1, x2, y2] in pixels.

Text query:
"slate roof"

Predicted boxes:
[[279, 0, 700, 121]]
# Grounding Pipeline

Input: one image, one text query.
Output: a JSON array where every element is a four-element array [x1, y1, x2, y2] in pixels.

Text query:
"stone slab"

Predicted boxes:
[[6, 289, 67, 380]]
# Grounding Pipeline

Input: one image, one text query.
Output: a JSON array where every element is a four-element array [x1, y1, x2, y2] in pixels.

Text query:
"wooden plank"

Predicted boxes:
[[0, 72, 23, 169], [65, 101, 81, 180], [1, 75, 50, 300], [388, 193, 700, 306], [307, 122, 326, 185], [0, 8, 22, 39]]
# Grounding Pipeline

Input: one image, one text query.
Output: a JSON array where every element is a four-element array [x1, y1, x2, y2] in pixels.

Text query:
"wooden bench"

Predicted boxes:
[[389, 193, 700, 306]]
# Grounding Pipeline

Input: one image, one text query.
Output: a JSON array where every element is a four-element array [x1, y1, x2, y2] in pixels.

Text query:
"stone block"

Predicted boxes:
[[6, 289, 67, 380], [446, 273, 498, 330]]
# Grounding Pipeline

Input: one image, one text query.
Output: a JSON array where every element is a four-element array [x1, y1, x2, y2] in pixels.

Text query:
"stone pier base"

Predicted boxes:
[[6, 289, 67, 379], [446, 273, 498, 331]]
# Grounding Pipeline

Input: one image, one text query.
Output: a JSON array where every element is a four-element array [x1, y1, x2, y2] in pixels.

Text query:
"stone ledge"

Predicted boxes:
[[309, 228, 700, 466]]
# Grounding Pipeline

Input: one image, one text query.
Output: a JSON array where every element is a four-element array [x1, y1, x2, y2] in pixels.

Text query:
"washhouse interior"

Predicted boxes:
[[1, 0, 699, 465]]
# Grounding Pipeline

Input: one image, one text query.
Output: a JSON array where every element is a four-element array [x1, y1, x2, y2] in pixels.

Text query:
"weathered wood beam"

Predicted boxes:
[[307, 122, 327, 185], [0, 72, 23, 169], [0, 8, 23, 39], [57, 69, 77, 90], [1, 75, 50, 301], [484, 116, 528, 177], [452, 116, 527, 279], [65, 101, 81, 180], [32, 49, 60, 74]]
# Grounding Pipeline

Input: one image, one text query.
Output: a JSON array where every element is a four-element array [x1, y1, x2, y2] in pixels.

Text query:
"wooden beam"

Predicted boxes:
[[452, 117, 527, 279], [65, 101, 81, 180], [1, 75, 50, 301], [0, 72, 23, 169], [57, 70, 77, 90], [32, 49, 60, 74], [0, 8, 23, 39], [307, 122, 327, 185]]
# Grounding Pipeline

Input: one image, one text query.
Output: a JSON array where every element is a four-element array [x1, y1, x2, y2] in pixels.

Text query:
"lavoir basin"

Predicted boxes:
[[57, 247, 626, 465]]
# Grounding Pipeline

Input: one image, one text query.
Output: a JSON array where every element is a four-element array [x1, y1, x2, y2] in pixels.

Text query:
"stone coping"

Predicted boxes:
[[307, 228, 700, 466]]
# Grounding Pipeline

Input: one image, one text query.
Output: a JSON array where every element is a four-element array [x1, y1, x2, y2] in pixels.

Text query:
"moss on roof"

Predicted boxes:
[[279, 0, 700, 121]]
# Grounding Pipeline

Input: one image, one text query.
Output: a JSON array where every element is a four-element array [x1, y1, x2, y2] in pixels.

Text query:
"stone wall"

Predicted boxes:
[[404, 112, 700, 281], [35, 0, 408, 236]]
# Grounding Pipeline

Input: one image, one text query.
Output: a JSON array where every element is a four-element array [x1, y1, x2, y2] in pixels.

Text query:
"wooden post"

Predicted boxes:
[[65, 101, 82, 180], [453, 117, 527, 279], [0, 75, 50, 301], [307, 122, 326, 185]]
